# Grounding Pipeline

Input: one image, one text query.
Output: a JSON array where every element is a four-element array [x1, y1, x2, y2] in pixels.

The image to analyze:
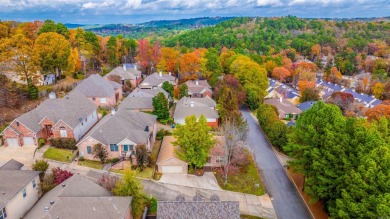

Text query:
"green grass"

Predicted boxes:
[[215, 151, 265, 196], [43, 147, 74, 163], [111, 167, 154, 179], [78, 160, 104, 169], [240, 215, 264, 219]]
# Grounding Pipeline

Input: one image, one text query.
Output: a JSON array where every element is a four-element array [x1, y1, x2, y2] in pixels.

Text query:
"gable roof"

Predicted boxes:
[[73, 74, 121, 98], [174, 97, 218, 120], [14, 90, 96, 133], [78, 109, 157, 146], [24, 174, 131, 219], [186, 80, 212, 94], [105, 65, 141, 80], [0, 159, 24, 170], [129, 87, 169, 98], [297, 101, 317, 112], [264, 98, 302, 115], [119, 96, 154, 110], [0, 170, 39, 209], [140, 72, 175, 88], [158, 198, 239, 219]]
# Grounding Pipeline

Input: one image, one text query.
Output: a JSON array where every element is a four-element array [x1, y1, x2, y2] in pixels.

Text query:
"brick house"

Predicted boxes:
[[104, 64, 142, 88], [118, 87, 171, 112], [185, 80, 212, 98], [74, 74, 122, 107], [173, 96, 219, 128], [139, 72, 176, 89], [264, 97, 302, 119], [77, 109, 157, 160], [1, 91, 98, 147]]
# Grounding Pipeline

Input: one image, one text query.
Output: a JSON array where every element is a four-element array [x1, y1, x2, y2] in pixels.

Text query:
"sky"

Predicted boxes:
[[0, 0, 389, 24]]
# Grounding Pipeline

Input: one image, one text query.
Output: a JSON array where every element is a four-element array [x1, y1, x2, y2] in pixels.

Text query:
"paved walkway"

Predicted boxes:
[[0, 145, 37, 169], [241, 107, 311, 219], [159, 173, 222, 190]]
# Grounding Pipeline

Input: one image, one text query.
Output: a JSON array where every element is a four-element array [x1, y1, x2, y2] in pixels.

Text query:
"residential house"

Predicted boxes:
[[297, 101, 317, 112], [157, 194, 240, 219], [24, 174, 132, 219], [266, 78, 300, 104], [139, 72, 176, 89], [264, 98, 302, 119], [77, 109, 157, 160], [73, 74, 122, 107], [0, 160, 40, 219], [0, 159, 25, 170], [118, 87, 170, 112], [1, 90, 98, 147], [173, 96, 219, 128], [105, 64, 142, 88], [157, 136, 225, 174], [185, 80, 212, 98]]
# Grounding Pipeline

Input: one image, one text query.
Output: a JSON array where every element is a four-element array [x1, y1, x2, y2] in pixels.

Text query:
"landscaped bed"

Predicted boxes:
[[78, 159, 104, 169], [215, 151, 265, 196], [43, 147, 75, 163]]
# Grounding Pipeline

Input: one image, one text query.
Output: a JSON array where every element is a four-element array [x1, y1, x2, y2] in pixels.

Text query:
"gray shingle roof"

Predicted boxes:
[[157, 198, 239, 219], [129, 87, 169, 98], [174, 97, 219, 121], [140, 72, 175, 88], [297, 101, 317, 112], [74, 74, 121, 98], [24, 174, 131, 219], [264, 98, 302, 115], [0, 159, 24, 170], [15, 90, 97, 133], [186, 80, 212, 94], [118, 88, 170, 110], [78, 109, 157, 145], [105, 65, 141, 80], [0, 170, 39, 208]]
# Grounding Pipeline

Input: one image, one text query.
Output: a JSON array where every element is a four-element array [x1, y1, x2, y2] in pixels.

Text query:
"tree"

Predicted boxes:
[[214, 74, 246, 105], [32, 160, 49, 181], [244, 84, 263, 110], [92, 143, 108, 163], [300, 87, 320, 103], [162, 81, 174, 97], [113, 170, 147, 218], [34, 32, 70, 79], [157, 47, 179, 74], [202, 48, 222, 87], [372, 82, 385, 99], [152, 92, 169, 122], [38, 20, 70, 38], [67, 47, 81, 74], [179, 84, 189, 99], [365, 102, 390, 121], [272, 67, 291, 83], [107, 36, 118, 67], [135, 144, 150, 171], [173, 115, 215, 168], [328, 92, 354, 113], [98, 174, 119, 192], [217, 86, 241, 122], [179, 52, 200, 81], [325, 67, 342, 83], [51, 168, 73, 185]]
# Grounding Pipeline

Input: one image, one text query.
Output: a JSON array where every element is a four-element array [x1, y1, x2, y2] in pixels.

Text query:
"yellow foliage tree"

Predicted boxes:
[[372, 82, 385, 99]]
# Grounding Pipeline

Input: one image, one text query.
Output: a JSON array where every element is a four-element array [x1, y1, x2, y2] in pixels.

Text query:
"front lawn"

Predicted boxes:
[[215, 151, 265, 196], [78, 160, 104, 169], [43, 147, 75, 163], [111, 167, 154, 179]]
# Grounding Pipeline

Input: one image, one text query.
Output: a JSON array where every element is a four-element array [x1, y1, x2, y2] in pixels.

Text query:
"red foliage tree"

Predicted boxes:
[[52, 168, 73, 185]]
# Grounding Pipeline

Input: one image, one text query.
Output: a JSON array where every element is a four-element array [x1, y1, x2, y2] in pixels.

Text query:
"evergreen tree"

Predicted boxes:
[[152, 92, 169, 122]]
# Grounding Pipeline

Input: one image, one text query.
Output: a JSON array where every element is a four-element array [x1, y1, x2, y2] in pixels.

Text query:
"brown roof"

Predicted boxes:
[[156, 136, 185, 164], [264, 98, 302, 115]]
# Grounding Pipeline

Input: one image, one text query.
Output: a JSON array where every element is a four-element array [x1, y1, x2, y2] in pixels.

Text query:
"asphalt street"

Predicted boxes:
[[241, 107, 312, 219]]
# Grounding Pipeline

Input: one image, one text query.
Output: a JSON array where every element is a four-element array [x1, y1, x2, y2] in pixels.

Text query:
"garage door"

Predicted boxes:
[[6, 138, 19, 147], [23, 137, 35, 146], [161, 166, 183, 174]]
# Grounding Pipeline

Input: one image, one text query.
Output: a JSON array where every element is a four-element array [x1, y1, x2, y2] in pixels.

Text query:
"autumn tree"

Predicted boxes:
[[67, 47, 81, 74], [136, 39, 160, 74], [179, 52, 200, 81], [372, 82, 385, 99], [217, 86, 241, 122], [310, 44, 321, 60], [173, 115, 215, 168], [325, 67, 342, 83], [157, 47, 179, 75], [34, 32, 70, 80], [220, 50, 236, 73], [214, 75, 246, 105], [300, 88, 320, 103], [365, 101, 390, 121], [92, 143, 108, 163], [135, 144, 150, 171], [272, 67, 290, 82]]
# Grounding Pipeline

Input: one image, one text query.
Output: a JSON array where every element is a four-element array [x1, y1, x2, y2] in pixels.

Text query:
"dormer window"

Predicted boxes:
[[16, 122, 19, 127], [145, 126, 149, 132]]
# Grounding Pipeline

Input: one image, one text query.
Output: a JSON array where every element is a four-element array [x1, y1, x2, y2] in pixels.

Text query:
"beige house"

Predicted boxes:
[[157, 136, 188, 174], [0, 160, 40, 219]]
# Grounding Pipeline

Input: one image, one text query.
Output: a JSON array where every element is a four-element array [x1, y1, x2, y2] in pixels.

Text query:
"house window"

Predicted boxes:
[[100, 98, 107, 104], [16, 122, 19, 127], [22, 188, 27, 198], [59, 127, 67, 138], [110, 144, 118, 151], [216, 156, 224, 163], [144, 126, 149, 132], [129, 145, 134, 150], [0, 207, 7, 219], [92, 97, 96, 101], [87, 146, 92, 154], [32, 180, 36, 188]]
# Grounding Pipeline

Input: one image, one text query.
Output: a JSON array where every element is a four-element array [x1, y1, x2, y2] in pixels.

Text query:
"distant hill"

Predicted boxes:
[[64, 23, 86, 28], [80, 17, 235, 39]]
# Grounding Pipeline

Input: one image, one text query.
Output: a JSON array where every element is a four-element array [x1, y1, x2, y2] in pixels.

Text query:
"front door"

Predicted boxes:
[[123, 145, 129, 152], [45, 125, 52, 137]]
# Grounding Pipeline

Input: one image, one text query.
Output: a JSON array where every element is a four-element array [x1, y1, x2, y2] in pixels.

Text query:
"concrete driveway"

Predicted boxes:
[[159, 172, 222, 190], [0, 146, 37, 169]]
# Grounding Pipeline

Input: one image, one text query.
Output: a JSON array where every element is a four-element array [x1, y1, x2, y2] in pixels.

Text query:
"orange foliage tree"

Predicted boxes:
[[157, 47, 179, 75], [272, 67, 290, 83], [179, 52, 200, 81], [372, 82, 385, 99], [365, 101, 390, 121], [325, 67, 342, 83]]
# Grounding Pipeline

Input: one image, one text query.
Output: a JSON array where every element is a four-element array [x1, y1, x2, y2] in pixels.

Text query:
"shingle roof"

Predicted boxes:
[[140, 72, 175, 88], [174, 97, 219, 121], [264, 98, 302, 115], [74, 74, 121, 98], [156, 136, 185, 164], [24, 174, 131, 219], [0, 159, 24, 170], [129, 87, 169, 98], [78, 109, 157, 145], [118, 88, 170, 110], [0, 170, 40, 208], [297, 101, 317, 112], [105, 65, 141, 80], [157, 197, 239, 219], [185, 80, 212, 94], [15, 90, 96, 133]]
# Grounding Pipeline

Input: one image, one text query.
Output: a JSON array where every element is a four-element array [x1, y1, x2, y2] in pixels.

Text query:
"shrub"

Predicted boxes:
[[153, 172, 162, 180], [50, 138, 77, 150], [78, 156, 85, 161], [149, 197, 158, 215], [38, 138, 46, 148], [111, 158, 120, 163], [98, 174, 119, 192], [52, 167, 73, 185], [32, 160, 49, 181]]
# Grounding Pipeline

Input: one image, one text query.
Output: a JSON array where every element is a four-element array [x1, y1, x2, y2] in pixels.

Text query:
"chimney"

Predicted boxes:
[[134, 65, 137, 70], [111, 108, 116, 115], [168, 72, 171, 76], [196, 80, 199, 85], [159, 71, 162, 77], [279, 97, 283, 103], [190, 101, 194, 107], [123, 64, 127, 71]]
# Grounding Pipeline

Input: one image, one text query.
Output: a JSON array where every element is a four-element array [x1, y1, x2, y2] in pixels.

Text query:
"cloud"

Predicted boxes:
[[257, 0, 283, 7]]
